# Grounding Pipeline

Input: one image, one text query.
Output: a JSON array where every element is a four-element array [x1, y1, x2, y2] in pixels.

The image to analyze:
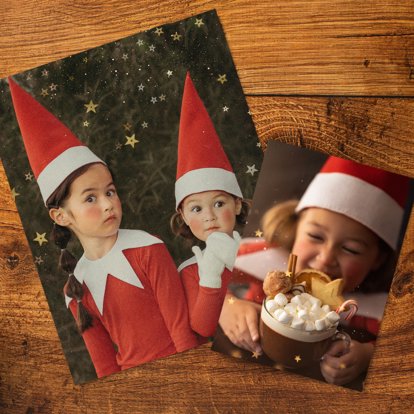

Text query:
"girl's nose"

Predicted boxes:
[[103, 197, 113, 211], [315, 245, 338, 270], [203, 208, 216, 222]]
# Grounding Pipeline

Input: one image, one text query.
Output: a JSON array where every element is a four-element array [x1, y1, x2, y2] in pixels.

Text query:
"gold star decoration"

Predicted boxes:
[[122, 53, 128, 61], [49, 83, 57, 91], [339, 363, 346, 370], [154, 27, 163, 36], [11, 188, 20, 200], [125, 134, 139, 148], [123, 122, 132, 131], [166, 70, 173, 77], [311, 277, 344, 309], [40, 89, 49, 97], [228, 296, 235, 305], [25, 172, 34, 181], [251, 351, 261, 359], [149, 44, 156, 52], [83, 120, 89, 127], [115, 142, 123, 150], [33, 232, 48, 246], [141, 121, 148, 128], [255, 229, 263, 237], [171, 32, 182, 41], [194, 18, 204, 27], [82, 57, 88, 63], [256, 142, 261, 148], [246, 164, 258, 176], [217, 74, 227, 84], [294, 355, 302, 363], [159, 94, 166, 101], [230, 350, 243, 359], [136, 39, 144, 46], [84, 100, 98, 113], [223, 106, 229, 112], [34, 256, 44, 265], [41, 69, 48, 77]]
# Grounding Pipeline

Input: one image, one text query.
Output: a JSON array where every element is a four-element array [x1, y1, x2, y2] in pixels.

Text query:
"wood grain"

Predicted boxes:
[[1, 0, 414, 95], [1, 1, 413, 413]]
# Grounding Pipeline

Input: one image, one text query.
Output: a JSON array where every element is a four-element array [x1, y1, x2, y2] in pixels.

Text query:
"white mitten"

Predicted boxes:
[[204, 231, 241, 270], [192, 245, 225, 289]]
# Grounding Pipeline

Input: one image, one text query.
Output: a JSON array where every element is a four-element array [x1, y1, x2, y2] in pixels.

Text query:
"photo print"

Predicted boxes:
[[213, 141, 413, 391], [0, 10, 263, 384]]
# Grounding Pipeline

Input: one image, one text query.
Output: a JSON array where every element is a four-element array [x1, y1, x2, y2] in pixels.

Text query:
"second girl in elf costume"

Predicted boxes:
[[9, 78, 198, 379], [170, 73, 250, 340]]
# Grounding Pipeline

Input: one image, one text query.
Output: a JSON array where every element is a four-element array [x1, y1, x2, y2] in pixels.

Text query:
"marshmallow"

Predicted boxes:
[[277, 310, 293, 324], [315, 318, 327, 331], [326, 311, 340, 324], [322, 304, 331, 313], [273, 308, 284, 319], [297, 309, 310, 320], [305, 321, 315, 331], [290, 295, 303, 305], [274, 293, 288, 307], [291, 317, 305, 330]]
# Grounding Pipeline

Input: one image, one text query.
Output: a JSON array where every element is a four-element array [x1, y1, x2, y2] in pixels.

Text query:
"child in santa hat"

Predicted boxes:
[[8, 77, 198, 379], [170, 73, 250, 340], [219, 155, 410, 385]]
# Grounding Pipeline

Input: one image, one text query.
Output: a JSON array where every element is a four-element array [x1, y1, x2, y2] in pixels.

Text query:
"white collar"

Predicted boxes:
[[65, 229, 162, 315]]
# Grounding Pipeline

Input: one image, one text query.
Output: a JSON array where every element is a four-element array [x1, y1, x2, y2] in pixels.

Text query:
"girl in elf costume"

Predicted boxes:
[[219, 155, 410, 385], [9, 78, 198, 378], [170, 73, 249, 340]]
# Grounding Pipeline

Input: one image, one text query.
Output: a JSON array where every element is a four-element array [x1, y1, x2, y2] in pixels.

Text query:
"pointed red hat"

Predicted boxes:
[[174, 72, 242, 208], [296, 156, 410, 250], [8, 78, 104, 204]]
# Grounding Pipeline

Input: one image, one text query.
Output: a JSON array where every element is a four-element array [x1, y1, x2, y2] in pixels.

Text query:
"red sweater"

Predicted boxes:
[[67, 231, 198, 378], [179, 257, 232, 340]]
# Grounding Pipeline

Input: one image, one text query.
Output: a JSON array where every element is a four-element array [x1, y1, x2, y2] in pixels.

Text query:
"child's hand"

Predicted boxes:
[[320, 339, 374, 385], [192, 245, 225, 289], [205, 231, 241, 269], [219, 295, 262, 354]]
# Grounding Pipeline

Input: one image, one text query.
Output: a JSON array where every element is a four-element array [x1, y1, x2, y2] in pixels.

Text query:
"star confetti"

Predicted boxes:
[[49, 83, 57, 91], [246, 164, 258, 176], [136, 39, 144, 46], [149, 45, 156, 52], [256, 142, 262, 148], [167, 70, 173, 77], [151, 97, 157, 104], [159, 94, 166, 101], [11, 188, 20, 200], [255, 229, 263, 237], [122, 53, 128, 61], [223, 106, 229, 112], [339, 363, 346, 370], [137, 83, 145, 91], [41, 69, 49, 77], [228, 297, 235, 305], [25, 172, 34, 181], [171, 32, 182, 41], [84, 100, 98, 113], [83, 121, 89, 127], [217, 74, 227, 84], [154, 27, 163, 36], [294, 355, 302, 363], [195, 18, 204, 27], [33, 232, 48, 246], [252, 351, 261, 359], [125, 134, 139, 148], [141, 121, 148, 128], [40, 89, 49, 97], [115, 142, 123, 150], [123, 122, 132, 131], [34, 256, 44, 265], [82, 57, 88, 63]]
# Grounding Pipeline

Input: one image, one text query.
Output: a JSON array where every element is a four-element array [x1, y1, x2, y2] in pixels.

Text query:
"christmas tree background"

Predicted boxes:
[[0, 10, 262, 383]]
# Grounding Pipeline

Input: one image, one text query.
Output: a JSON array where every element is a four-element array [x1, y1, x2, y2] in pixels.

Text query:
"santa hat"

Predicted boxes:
[[296, 155, 410, 250], [8, 77, 104, 204], [174, 72, 242, 209]]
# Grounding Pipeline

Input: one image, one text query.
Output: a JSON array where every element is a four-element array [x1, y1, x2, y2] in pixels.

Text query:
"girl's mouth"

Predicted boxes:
[[104, 215, 116, 223]]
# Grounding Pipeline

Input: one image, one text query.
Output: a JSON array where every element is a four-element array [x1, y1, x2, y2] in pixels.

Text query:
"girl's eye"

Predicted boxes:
[[307, 232, 323, 241], [107, 189, 116, 197], [85, 195, 97, 203], [190, 206, 201, 213], [214, 200, 224, 208], [342, 246, 361, 255]]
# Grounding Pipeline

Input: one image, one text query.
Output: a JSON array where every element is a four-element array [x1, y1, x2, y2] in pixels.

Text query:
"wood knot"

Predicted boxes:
[[391, 252, 414, 298], [6, 253, 19, 270]]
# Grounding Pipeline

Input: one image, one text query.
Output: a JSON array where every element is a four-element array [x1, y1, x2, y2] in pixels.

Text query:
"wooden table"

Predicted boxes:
[[1, 1, 413, 412]]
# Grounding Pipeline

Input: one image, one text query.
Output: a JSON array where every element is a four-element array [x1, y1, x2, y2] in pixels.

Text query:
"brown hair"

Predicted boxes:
[[260, 199, 395, 294], [47, 163, 104, 332], [170, 198, 251, 244]]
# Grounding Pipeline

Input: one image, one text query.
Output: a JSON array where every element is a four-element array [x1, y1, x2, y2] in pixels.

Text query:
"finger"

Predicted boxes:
[[246, 314, 260, 342], [320, 360, 348, 384], [191, 246, 203, 262], [232, 231, 242, 243], [324, 339, 349, 357]]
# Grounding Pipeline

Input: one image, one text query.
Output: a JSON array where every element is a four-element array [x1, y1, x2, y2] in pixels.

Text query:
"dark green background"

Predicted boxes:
[[0, 10, 262, 383]]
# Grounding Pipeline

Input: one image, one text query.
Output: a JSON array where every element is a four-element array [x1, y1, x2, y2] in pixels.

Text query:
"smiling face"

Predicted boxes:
[[292, 208, 384, 293], [180, 190, 242, 242], [51, 163, 122, 246]]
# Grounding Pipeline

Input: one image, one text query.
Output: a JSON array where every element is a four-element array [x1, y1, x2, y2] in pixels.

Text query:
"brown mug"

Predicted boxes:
[[260, 300, 351, 369]]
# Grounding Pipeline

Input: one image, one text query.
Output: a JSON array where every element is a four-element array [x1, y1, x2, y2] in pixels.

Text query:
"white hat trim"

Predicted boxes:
[[175, 167, 243, 209], [296, 172, 403, 250], [37, 145, 105, 204]]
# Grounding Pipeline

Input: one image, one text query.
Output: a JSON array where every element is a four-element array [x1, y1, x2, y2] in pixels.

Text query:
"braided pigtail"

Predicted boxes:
[[52, 223, 93, 332]]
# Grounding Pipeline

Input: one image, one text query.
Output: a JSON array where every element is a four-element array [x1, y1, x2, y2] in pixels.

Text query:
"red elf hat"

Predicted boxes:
[[296, 155, 410, 250], [174, 72, 242, 209], [8, 78, 104, 204]]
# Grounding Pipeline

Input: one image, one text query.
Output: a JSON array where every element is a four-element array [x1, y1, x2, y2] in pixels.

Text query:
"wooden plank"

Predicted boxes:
[[1, 94, 413, 411], [1, 0, 414, 95]]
